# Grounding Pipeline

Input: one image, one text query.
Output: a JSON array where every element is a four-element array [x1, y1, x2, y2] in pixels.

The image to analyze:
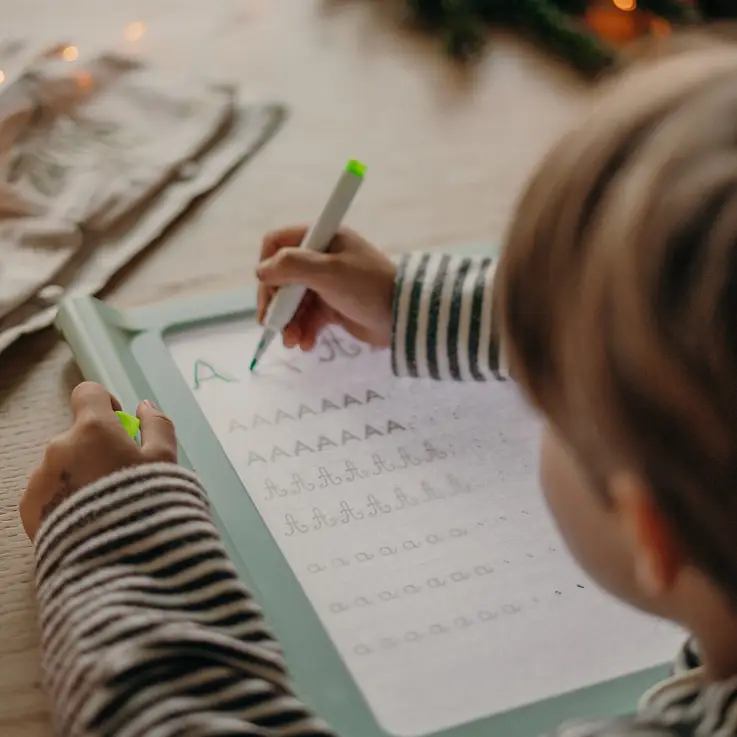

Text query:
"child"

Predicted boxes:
[[20, 40, 737, 737]]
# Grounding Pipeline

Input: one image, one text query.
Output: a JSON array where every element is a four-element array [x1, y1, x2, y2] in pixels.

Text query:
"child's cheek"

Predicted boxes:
[[539, 426, 642, 607]]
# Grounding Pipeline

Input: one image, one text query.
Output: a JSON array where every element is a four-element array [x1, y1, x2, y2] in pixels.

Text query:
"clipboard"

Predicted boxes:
[[55, 243, 673, 737]]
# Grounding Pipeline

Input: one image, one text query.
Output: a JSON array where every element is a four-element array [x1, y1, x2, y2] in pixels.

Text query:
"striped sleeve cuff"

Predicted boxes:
[[671, 638, 701, 675], [32, 464, 336, 737], [34, 463, 211, 594], [391, 253, 504, 381]]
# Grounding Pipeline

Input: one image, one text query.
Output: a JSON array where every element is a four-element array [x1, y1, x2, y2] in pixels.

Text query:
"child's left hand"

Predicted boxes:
[[20, 382, 178, 542]]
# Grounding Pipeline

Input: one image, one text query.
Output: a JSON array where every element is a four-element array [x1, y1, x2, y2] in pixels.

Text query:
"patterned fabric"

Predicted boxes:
[[36, 463, 335, 736], [33, 255, 737, 736], [392, 253, 503, 381]]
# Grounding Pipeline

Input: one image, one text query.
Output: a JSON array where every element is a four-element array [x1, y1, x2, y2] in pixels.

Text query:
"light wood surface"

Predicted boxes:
[[0, 2, 587, 734]]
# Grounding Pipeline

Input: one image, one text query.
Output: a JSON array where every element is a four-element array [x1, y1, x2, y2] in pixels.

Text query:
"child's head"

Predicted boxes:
[[496, 39, 737, 666]]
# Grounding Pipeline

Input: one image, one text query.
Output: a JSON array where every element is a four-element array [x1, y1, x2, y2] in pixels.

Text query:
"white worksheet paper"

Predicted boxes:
[[167, 320, 683, 737]]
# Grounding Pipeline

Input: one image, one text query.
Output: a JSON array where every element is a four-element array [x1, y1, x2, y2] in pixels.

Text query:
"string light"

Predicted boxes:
[[613, 0, 637, 10], [62, 45, 79, 62], [124, 22, 145, 42]]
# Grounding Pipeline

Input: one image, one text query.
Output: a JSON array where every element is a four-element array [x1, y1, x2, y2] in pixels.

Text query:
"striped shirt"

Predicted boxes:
[[34, 254, 737, 736], [392, 253, 503, 381]]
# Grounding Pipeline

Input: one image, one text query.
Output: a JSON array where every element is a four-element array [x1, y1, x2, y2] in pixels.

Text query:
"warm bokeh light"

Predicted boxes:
[[585, 5, 646, 45], [0, 71, 5, 85], [62, 46, 79, 62], [613, 0, 637, 10], [125, 22, 145, 42]]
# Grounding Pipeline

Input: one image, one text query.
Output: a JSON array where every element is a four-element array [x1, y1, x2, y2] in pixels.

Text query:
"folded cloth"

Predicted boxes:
[[0, 41, 286, 355]]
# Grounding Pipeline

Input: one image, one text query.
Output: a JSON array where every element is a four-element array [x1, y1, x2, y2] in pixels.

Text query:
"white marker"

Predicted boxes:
[[249, 159, 367, 371]]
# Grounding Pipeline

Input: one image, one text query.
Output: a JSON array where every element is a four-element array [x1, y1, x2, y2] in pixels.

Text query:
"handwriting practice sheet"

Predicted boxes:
[[167, 320, 683, 737]]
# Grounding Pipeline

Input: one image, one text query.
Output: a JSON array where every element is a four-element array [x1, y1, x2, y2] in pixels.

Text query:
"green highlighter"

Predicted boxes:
[[116, 411, 141, 439], [249, 158, 366, 372]]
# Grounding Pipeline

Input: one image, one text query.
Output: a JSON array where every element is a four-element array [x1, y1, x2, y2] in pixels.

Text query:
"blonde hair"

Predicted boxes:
[[495, 37, 737, 598]]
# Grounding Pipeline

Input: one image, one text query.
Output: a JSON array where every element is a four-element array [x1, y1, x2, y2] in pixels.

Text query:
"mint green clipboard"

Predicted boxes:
[[54, 244, 669, 737]]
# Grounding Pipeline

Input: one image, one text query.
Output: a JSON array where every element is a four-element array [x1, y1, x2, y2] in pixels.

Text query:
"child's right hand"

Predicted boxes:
[[256, 226, 397, 351]]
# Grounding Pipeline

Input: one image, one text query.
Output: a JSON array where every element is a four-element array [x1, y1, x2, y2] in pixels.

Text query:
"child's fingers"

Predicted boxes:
[[71, 381, 122, 421], [283, 322, 301, 348], [257, 249, 341, 295], [137, 401, 178, 464], [299, 311, 330, 351], [282, 295, 317, 348], [259, 228, 310, 325], [290, 295, 331, 351], [257, 284, 277, 324], [260, 226, 308, 261], [293, 297, 325, 350], [293, 292, 316, 323], [257, 284, 266, 322], [257, 229, 316, 321]]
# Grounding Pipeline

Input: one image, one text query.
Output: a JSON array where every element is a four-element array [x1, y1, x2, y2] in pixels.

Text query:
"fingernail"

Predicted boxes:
[[143, 399, 157, 409]]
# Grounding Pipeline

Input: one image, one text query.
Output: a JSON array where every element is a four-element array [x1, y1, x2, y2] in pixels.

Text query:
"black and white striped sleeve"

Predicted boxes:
[[33, 463, 334, 737], [391, 253, 503, 381]]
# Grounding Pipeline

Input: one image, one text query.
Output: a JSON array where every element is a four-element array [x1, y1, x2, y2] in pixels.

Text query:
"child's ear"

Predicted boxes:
[[609, 473, 685, 598]]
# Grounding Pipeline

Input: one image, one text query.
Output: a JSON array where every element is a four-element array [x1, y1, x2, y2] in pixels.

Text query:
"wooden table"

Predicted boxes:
[[0, 2, 585, 734]]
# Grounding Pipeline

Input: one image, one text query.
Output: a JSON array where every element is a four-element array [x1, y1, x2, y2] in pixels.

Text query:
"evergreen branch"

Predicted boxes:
[[405, 0, 486, 59], [550, 0, 590, 15], [694, 0, 737, 18], [636, 0, 701, 22], [484, 0, 618, 76], [399, 0, 730, 77]]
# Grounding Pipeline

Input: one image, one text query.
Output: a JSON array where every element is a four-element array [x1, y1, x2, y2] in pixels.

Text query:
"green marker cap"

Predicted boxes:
[[116, 411, 141, 439], [346, 159, 367, 178]]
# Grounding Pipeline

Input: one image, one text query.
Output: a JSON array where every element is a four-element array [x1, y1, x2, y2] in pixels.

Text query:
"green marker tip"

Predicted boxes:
[[346, 159, 367, 178], [116, 411, 141, 439], [250, 335, 267, 372]]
